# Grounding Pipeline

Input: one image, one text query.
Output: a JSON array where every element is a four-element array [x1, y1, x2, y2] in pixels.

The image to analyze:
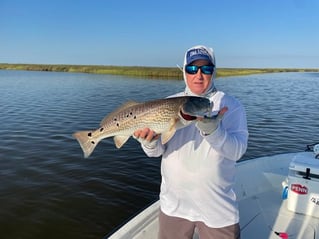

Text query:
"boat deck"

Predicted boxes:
[[237, 152, 319, 239], [108, 152, 319, 239]]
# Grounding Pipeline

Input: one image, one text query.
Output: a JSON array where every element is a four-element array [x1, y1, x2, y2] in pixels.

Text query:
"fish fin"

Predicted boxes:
[[161, 117, 179, 144], [100, 101, 140, 126], [73, 130, 101, 158], [120, 100, 140, 108], [161, 128, 176, 144], [114, 135, 131, 148]]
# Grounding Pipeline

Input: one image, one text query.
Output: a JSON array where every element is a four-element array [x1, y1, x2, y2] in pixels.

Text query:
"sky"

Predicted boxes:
[[0, 0, 319, 68]]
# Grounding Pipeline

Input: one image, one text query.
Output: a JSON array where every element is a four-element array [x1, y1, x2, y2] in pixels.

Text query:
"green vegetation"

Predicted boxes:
[[0, 63, 318, 79], [215, 68, 319, 77]]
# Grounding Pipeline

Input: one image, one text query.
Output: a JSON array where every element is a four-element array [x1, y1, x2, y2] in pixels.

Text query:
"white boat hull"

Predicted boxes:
[[108, 152, 319, 239]]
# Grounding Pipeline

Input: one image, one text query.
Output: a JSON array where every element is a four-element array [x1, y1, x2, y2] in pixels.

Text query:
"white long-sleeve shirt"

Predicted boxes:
[[142, 90, 248, 228]]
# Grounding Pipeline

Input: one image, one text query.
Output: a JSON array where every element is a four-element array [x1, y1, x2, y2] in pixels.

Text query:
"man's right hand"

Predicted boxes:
[[133, 128, 160, 148]]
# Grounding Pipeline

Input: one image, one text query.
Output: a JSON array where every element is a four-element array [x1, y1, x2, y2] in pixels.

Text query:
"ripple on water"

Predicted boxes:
[[1, 71, 319, 238]]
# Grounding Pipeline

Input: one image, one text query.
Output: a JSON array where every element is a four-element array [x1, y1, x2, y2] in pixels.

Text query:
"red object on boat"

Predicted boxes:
[[275, 231, 289, 239]]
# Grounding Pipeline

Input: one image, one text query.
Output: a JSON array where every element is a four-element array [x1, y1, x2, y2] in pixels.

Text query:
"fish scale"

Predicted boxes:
[[73, 96, 212, 158], [101, 101, 179, 134]]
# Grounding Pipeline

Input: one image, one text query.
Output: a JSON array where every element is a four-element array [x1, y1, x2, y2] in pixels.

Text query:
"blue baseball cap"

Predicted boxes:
[[186, 46, 213, 65]]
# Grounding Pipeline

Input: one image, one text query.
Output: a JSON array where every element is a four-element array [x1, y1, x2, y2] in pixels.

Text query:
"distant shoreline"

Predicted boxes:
[[0, 63, 318, 79]]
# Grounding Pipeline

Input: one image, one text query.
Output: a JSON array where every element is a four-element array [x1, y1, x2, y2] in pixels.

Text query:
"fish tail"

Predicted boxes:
[[72, 130, 100, 158]]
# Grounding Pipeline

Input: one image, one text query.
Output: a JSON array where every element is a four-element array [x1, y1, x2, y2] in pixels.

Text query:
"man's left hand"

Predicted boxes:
[[196, 107, 228, 135]]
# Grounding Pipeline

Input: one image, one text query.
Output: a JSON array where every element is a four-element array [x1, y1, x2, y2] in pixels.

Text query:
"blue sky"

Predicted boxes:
[[1, 0, 318, 68]]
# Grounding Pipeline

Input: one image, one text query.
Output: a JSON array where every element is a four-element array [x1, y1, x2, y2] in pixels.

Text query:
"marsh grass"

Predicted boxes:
[[0, 63, 318, 79]]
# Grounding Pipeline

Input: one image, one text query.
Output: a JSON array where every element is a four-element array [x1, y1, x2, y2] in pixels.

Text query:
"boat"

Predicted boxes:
[[107, 144, 319, 239]]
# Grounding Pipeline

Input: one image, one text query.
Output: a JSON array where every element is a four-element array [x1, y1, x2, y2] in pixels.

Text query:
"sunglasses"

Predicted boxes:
[[185, 65, 214, 75]]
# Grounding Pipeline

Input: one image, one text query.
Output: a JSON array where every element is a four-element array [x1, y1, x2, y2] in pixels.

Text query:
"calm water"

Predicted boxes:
[[1, 70, 319, 239]]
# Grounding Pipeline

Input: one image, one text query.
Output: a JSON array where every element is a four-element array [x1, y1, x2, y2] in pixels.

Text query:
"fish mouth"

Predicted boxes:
[[180, 110, 197, 121]]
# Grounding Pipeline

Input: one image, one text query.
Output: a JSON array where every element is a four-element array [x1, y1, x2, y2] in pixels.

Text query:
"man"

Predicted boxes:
[[134, 45, 248, 239]]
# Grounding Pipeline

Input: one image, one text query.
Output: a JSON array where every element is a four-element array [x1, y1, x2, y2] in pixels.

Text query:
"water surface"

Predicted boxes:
[[0, 70, 319, 239]]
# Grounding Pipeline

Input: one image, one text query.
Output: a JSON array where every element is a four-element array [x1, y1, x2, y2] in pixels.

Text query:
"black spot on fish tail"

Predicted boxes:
[[100, 128, 104, 132], [116, 123, 119, 127], [91, 141, 95, 144], [88, 132, 92, 137], [134, 116, 136, 119], [113, 118, 117, 121]]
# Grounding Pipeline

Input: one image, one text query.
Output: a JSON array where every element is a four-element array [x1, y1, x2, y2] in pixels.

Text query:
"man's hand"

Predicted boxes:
[[133, 128, 160, 148], [196, 107, 228, 135]]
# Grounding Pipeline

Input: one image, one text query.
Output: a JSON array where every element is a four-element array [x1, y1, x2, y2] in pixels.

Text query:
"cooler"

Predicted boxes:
[[287, 152, 319, 218]]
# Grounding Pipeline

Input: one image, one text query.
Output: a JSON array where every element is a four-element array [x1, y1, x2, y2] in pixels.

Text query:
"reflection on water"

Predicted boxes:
[[0, 70, 319, 239]]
